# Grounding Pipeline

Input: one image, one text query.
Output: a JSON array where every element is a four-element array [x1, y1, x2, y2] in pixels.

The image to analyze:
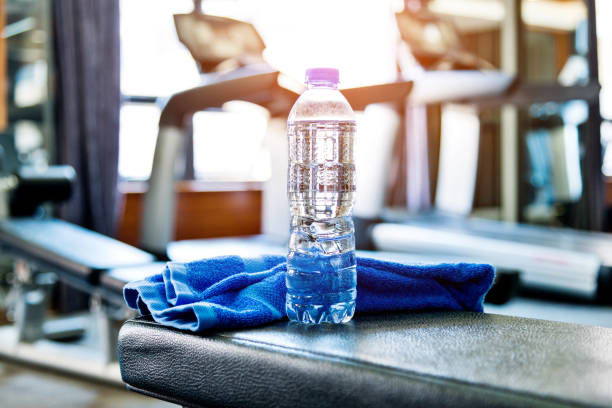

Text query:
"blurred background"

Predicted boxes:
[[0, 0, 610, 406]]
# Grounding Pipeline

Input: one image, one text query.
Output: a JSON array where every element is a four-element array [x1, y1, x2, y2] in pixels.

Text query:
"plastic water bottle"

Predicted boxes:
[[286, 68, 357, 324]]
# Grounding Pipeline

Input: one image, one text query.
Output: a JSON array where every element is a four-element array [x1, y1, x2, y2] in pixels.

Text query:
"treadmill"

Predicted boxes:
[[372, 213, 612, 302]]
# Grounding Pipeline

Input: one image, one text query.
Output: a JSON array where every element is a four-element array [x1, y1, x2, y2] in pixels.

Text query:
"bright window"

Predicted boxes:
[[120, 0, 199, 97], [118, 103, 161, 180], [193, 102, 270, 181], [119, 0, 400, 180], [596, 0, 612, 175]]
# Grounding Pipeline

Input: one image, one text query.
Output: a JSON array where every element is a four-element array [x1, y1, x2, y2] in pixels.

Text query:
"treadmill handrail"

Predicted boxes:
[[141, 70, 412, 256]]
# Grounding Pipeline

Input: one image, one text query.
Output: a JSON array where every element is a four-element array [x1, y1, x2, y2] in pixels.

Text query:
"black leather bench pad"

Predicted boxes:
[[118, 312, 612, 408], [0, 218, 154, 281]]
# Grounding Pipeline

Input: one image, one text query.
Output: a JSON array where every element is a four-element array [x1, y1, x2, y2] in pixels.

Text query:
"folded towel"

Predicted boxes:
[[124, 255, 494, 332]]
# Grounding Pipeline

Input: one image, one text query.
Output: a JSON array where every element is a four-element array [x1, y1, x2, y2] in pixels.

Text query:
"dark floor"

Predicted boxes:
[[0, 360, 177, 408]]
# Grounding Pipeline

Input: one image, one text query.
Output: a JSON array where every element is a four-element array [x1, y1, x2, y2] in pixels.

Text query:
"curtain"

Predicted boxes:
[[53, 0, 120, 237]]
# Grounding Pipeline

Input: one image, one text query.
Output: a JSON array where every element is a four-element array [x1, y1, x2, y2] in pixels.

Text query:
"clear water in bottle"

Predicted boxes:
[[286, 68, 357, 324]]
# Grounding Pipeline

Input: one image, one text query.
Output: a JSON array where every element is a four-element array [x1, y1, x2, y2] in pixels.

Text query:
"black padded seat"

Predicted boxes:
[[118, 312, 612, 408], [0, 218, 154, 288]]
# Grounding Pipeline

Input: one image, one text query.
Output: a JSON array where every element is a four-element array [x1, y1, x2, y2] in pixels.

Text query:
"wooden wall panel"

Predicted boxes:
[[117, 185, 262, 247]]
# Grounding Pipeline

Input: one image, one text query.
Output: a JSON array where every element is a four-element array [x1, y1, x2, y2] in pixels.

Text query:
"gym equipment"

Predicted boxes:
[[0, 217, 159, 382], [10, 165, 76, 216], [140, 66, 413, 259], [0, 163, 159, 382], [0, 66, 412, 383], [118, 312, 612, 408], [372, 213, 612, 302]]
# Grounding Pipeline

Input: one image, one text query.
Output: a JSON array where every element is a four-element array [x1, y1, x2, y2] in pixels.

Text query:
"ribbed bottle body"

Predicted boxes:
[[286, 97, 357, 323]]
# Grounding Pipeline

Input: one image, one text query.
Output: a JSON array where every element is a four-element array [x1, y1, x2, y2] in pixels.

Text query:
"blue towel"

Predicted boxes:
[[124, 255, 494, 332]]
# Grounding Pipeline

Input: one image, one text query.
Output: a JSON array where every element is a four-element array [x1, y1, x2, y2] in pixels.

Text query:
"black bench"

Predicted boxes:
[[118, 312, 612, 408], [0, 218, 155, 288], [0, 217, 158, 361]]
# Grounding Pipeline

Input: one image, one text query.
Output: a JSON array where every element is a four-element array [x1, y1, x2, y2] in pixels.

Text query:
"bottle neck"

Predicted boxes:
[[307, 81, 338, 90]]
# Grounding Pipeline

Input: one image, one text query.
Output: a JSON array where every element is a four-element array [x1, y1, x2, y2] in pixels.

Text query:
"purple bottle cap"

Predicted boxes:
[[305, 68, 340, 85]]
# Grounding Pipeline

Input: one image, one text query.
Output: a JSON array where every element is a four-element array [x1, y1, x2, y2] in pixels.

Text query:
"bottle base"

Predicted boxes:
[[286, 300, 356, 324]]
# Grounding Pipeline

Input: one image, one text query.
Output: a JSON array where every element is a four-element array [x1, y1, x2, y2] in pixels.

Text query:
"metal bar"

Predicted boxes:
[[580, 0, 603, 230]]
